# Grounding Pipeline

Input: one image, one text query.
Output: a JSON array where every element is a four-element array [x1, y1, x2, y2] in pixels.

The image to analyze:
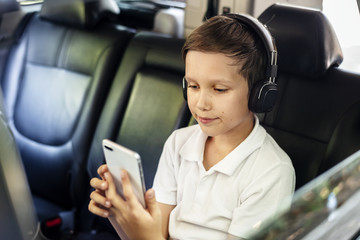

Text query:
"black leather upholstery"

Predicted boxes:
[[259, 4, 343, 78], [87, 32, 190, 189], [0, 0, 19, 15], [83, 31, 190, 235], [40, 0, 120, 29], [1, 0, 135, 222], [0, 0, 25, 94], [258, 4, 360, 189]]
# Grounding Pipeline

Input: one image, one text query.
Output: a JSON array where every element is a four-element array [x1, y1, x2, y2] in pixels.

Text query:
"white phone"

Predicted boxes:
[[102, 139, 147, 240], [102, 139, 146, 207]]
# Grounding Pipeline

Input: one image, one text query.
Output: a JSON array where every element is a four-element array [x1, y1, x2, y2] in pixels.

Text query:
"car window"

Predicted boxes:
[[323, 0, 360, 73], [17, 0, 43, 5]]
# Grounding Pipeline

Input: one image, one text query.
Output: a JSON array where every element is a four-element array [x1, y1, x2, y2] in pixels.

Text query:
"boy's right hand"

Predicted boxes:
[[88, 164, 112, 218]]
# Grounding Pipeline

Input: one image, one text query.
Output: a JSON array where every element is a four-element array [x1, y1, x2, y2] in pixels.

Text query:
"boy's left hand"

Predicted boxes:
[[88, 164, 112, 218], [105, 169, 165, 240]]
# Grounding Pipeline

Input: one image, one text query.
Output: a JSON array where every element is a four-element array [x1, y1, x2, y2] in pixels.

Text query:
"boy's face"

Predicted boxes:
[[185, 50, 254, 138]]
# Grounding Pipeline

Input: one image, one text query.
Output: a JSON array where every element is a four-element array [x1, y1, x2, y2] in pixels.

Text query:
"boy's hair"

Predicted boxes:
[[182, 14, 269, 91]]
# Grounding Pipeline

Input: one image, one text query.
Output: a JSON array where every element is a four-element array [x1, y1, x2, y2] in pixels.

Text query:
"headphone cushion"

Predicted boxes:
[[249, 81, 278, 113]]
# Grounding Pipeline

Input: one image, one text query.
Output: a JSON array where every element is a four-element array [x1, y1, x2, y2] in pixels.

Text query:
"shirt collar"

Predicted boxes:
[[179, 116, 266, 176], [179, 125, 207, 162]]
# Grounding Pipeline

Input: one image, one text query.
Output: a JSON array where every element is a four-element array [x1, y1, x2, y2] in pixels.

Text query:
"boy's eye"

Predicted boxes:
[[188, 85, 198, 89], [214, 88, 228, 92]]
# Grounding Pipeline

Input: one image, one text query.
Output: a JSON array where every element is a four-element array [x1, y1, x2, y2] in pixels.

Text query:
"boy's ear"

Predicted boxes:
[[248, 81, 278, 113]]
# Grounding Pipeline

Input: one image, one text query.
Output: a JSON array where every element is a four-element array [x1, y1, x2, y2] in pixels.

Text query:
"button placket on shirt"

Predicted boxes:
[[193, 165, 215, 207]]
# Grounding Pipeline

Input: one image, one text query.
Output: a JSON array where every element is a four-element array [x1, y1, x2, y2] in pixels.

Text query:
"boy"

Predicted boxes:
[[89, 14, 295, 239]]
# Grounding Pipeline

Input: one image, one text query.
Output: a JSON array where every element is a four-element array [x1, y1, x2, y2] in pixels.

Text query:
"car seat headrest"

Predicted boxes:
[[40, 0, 120, 29], [0, 0, 19, 15], [258, 3, 343, 78]]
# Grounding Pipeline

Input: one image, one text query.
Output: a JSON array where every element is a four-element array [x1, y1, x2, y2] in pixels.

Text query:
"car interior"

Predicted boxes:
[[1, 0, 360, 239]]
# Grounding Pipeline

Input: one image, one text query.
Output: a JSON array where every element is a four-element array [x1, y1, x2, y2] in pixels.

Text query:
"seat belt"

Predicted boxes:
[[41, 209, 76, 238], [0, 10, 25, 41]]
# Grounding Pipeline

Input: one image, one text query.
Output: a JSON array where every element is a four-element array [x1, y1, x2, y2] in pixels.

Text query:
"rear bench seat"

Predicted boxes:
[[86, 31, 190, 196], [83, 31, 190, 235], [0, 0, 135, 226]]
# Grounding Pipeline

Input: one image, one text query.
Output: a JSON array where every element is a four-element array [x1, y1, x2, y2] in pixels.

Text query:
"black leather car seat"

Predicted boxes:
[[85, 32, 190, 233], [258, 4, 360, 189], [0, 0, 27, 88], [87, 31, 190, 189], [0, 0, 135, 225]]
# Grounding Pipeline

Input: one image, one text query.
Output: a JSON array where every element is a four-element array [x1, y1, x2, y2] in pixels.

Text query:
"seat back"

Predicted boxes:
[[1, 0, 135, 221], [258, 4, 360, 189], [87, 32, 190, 189]]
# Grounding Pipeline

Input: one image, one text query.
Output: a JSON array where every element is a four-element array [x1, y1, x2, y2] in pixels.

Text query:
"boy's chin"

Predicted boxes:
[[198, 124, 219, 137]]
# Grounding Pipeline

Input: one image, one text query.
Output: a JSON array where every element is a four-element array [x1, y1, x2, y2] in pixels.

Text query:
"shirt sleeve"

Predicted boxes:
[[228, 162, 295, 238], [152, 131, 178, 205]]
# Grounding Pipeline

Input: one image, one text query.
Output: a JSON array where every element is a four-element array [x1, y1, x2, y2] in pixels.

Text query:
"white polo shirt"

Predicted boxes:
[[153, 117, 295, 239]]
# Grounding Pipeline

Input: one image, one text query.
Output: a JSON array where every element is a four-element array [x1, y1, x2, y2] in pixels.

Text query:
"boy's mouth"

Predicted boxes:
[[198, 116, 218, 124]]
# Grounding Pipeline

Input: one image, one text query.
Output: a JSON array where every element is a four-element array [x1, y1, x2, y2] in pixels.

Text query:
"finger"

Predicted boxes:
[[90, 177, 108, 192], [90, 190, 112, 209], [104, 171, 126, 209], [145, 189, 161, 217], [120, 169, 139, 206], [120, 169, 134, 200], [88, 199, 110, 218], [104, 171, 117, 197], [97, 164, 109, 179]]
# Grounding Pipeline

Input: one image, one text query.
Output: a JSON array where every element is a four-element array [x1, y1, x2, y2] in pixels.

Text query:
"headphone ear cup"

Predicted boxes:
[[249, 81, 278, 113], [182, 78, 188, 101]]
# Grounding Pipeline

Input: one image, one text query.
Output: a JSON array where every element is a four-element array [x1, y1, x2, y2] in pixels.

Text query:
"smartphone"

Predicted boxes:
[[102, 139, 146, 208]]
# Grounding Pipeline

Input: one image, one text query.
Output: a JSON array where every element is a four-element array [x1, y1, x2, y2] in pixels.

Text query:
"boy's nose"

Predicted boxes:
[[196, 90, 211, 111]]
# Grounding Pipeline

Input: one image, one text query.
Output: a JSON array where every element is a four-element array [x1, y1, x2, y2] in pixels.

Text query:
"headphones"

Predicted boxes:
[[182, 13, 278, 113]]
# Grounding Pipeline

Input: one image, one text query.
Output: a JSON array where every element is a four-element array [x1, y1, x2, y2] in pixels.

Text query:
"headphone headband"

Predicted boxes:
[[225, 13, 278, 83]]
